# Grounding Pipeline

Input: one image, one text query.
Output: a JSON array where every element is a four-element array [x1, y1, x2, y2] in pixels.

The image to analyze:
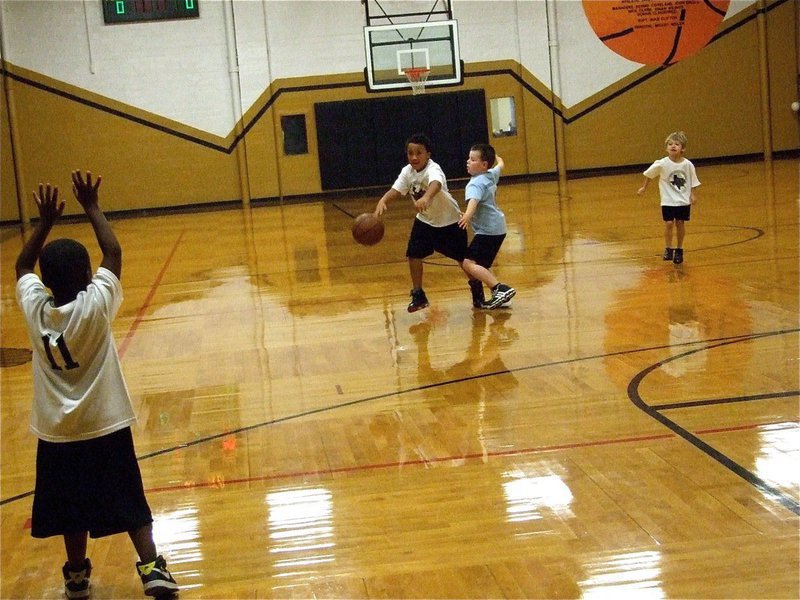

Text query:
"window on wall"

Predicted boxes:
[[490, 97, 517, 137], [281, 115, 309, 155]]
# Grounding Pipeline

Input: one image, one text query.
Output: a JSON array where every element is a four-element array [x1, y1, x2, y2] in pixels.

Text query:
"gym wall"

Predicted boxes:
[[0, 0, 796, 223]]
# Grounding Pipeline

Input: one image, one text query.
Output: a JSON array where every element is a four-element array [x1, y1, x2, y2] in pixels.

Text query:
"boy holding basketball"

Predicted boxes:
[[458, 143, 516, 309], [638, 131, 700, 264], [374, 133, 468, 312], [15, 172, 179, 599]]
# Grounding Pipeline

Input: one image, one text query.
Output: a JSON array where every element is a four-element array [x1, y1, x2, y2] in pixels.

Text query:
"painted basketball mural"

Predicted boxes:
[[582, 0, 730, 66]]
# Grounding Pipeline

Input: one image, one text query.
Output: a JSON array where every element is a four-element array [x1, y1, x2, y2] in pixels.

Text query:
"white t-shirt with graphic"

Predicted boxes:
[[16, 267, 136, 442], [391, 159, 461, 227], [643, 156, 700, 206]]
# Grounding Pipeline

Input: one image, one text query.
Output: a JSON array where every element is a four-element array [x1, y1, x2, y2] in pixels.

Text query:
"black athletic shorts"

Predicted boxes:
[[466, 233, 506, 269], [406, 219, 467, 262], [32, 427, 153, 539], [662, 205, 691, 222]]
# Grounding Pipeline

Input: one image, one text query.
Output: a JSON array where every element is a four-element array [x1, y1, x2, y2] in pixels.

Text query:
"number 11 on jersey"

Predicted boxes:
[[42, 334, 80, 371]]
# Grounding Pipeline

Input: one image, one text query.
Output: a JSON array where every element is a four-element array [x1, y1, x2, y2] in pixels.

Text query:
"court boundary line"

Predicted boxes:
[[627, 329, 800, 515], [7, 419, 790, 507], [652, 390, 798, 411], [3, 328, 796, 506]]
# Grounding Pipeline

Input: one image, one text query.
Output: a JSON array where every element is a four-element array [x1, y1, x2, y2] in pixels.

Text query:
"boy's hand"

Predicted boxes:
[[458, 213, 471, 230], [375, 198, 388, 217], [413, 197, 428, 213], [637, 186, 646, 195], [72, 170, 102, 211], [33, 183, 65, 228], [16, 183, 65, 279]]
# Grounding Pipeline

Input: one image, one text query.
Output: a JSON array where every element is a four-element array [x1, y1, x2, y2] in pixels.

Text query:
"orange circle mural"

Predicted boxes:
[[582, 0, 730, 66]]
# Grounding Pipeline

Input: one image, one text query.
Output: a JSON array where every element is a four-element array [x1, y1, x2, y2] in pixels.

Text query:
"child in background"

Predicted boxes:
[[459, 143, 515, 309], [15, 171, 179, 599], [638, 131, 700, 264], [375, 133, 468, 312]]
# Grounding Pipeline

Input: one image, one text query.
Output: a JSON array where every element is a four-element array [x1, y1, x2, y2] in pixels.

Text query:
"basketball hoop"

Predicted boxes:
[[404, 67, 430, 95]]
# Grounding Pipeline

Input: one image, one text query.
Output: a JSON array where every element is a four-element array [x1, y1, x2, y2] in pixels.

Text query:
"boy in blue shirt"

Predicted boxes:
[[458, 143, 516, 309]]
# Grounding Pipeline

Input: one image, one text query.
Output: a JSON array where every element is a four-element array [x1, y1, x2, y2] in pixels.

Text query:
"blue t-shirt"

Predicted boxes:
[[464, 165, 506, 235]]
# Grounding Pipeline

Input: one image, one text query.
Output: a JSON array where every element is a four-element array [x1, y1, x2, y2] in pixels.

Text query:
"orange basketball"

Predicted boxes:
[[351, 213, 385, 246], [582, 0, 730, 66]]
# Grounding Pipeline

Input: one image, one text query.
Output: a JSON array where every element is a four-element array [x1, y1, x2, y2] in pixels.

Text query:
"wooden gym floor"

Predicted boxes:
[[1, 158, 798, 599]]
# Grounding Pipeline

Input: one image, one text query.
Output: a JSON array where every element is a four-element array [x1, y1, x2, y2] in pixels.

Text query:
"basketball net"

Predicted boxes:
[[404, 67, 430, 95]]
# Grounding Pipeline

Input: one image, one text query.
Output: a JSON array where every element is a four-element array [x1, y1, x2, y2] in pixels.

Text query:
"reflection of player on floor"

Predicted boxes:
[[374, 133, 468, 313], [638, 131, 700, 265], [410, 310, 519, 462], [459, 143, 516, 309], [15, 172, 179, 599]]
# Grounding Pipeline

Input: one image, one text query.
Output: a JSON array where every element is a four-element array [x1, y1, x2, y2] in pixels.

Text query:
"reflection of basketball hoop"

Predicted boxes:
[[404, 67, 430, 95]]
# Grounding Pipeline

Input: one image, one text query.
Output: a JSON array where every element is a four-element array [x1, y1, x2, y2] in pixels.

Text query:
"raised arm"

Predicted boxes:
[[495, 155, 505, 171], [71, 171, 122, 279], [15, 183, 65, 279]]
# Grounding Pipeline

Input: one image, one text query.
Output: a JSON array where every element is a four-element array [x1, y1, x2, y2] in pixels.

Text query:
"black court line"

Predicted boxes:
[[628, 329, 800, 516], [418, 223, 766, 270], [3, 328, 796, 506], [651, 390, 799, 411]]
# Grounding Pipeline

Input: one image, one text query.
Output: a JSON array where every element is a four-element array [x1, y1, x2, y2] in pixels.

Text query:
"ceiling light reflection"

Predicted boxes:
[[265, 487, 335, 574], [581, 551, 664, 599], [754, 423, 800, 488], [502, 472, 573, 522], [151, 505, 202, 563]]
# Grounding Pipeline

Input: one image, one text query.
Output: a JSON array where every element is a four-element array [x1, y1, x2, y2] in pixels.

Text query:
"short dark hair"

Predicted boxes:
[[406, 133, 433, 153], [39, 238, 91, 297], [470, 143, 495, 167]]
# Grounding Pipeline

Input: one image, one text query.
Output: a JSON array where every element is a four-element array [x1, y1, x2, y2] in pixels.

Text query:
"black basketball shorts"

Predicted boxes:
[[466, 233, 506, 269], [32, 427, 153, 539], [662, 205, 691, 222], [406, 219, 467, 262]]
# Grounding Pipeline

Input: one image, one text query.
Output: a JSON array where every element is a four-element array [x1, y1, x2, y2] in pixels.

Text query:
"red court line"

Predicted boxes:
[[118, 230, 184, 359], [146, 432, 674, 494], [145, 419, 795, 496]]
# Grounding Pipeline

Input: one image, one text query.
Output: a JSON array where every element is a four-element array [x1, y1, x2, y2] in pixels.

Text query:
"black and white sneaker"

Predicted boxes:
[[485, 283, 516, 309], [137, 555, 179, 598], [407, 288, 430, 313], [663, 247, 674, 261], [673, 248, 684, 264], [62, 558, 92, 599]]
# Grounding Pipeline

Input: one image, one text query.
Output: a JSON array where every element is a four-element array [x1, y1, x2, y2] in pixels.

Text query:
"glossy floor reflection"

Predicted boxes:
[[1, 159, 798, 598]]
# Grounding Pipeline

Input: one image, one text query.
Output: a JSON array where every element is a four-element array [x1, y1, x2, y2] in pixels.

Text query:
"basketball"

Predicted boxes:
[[582, 0, 730, 66], [351, 213, 385, 246]]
